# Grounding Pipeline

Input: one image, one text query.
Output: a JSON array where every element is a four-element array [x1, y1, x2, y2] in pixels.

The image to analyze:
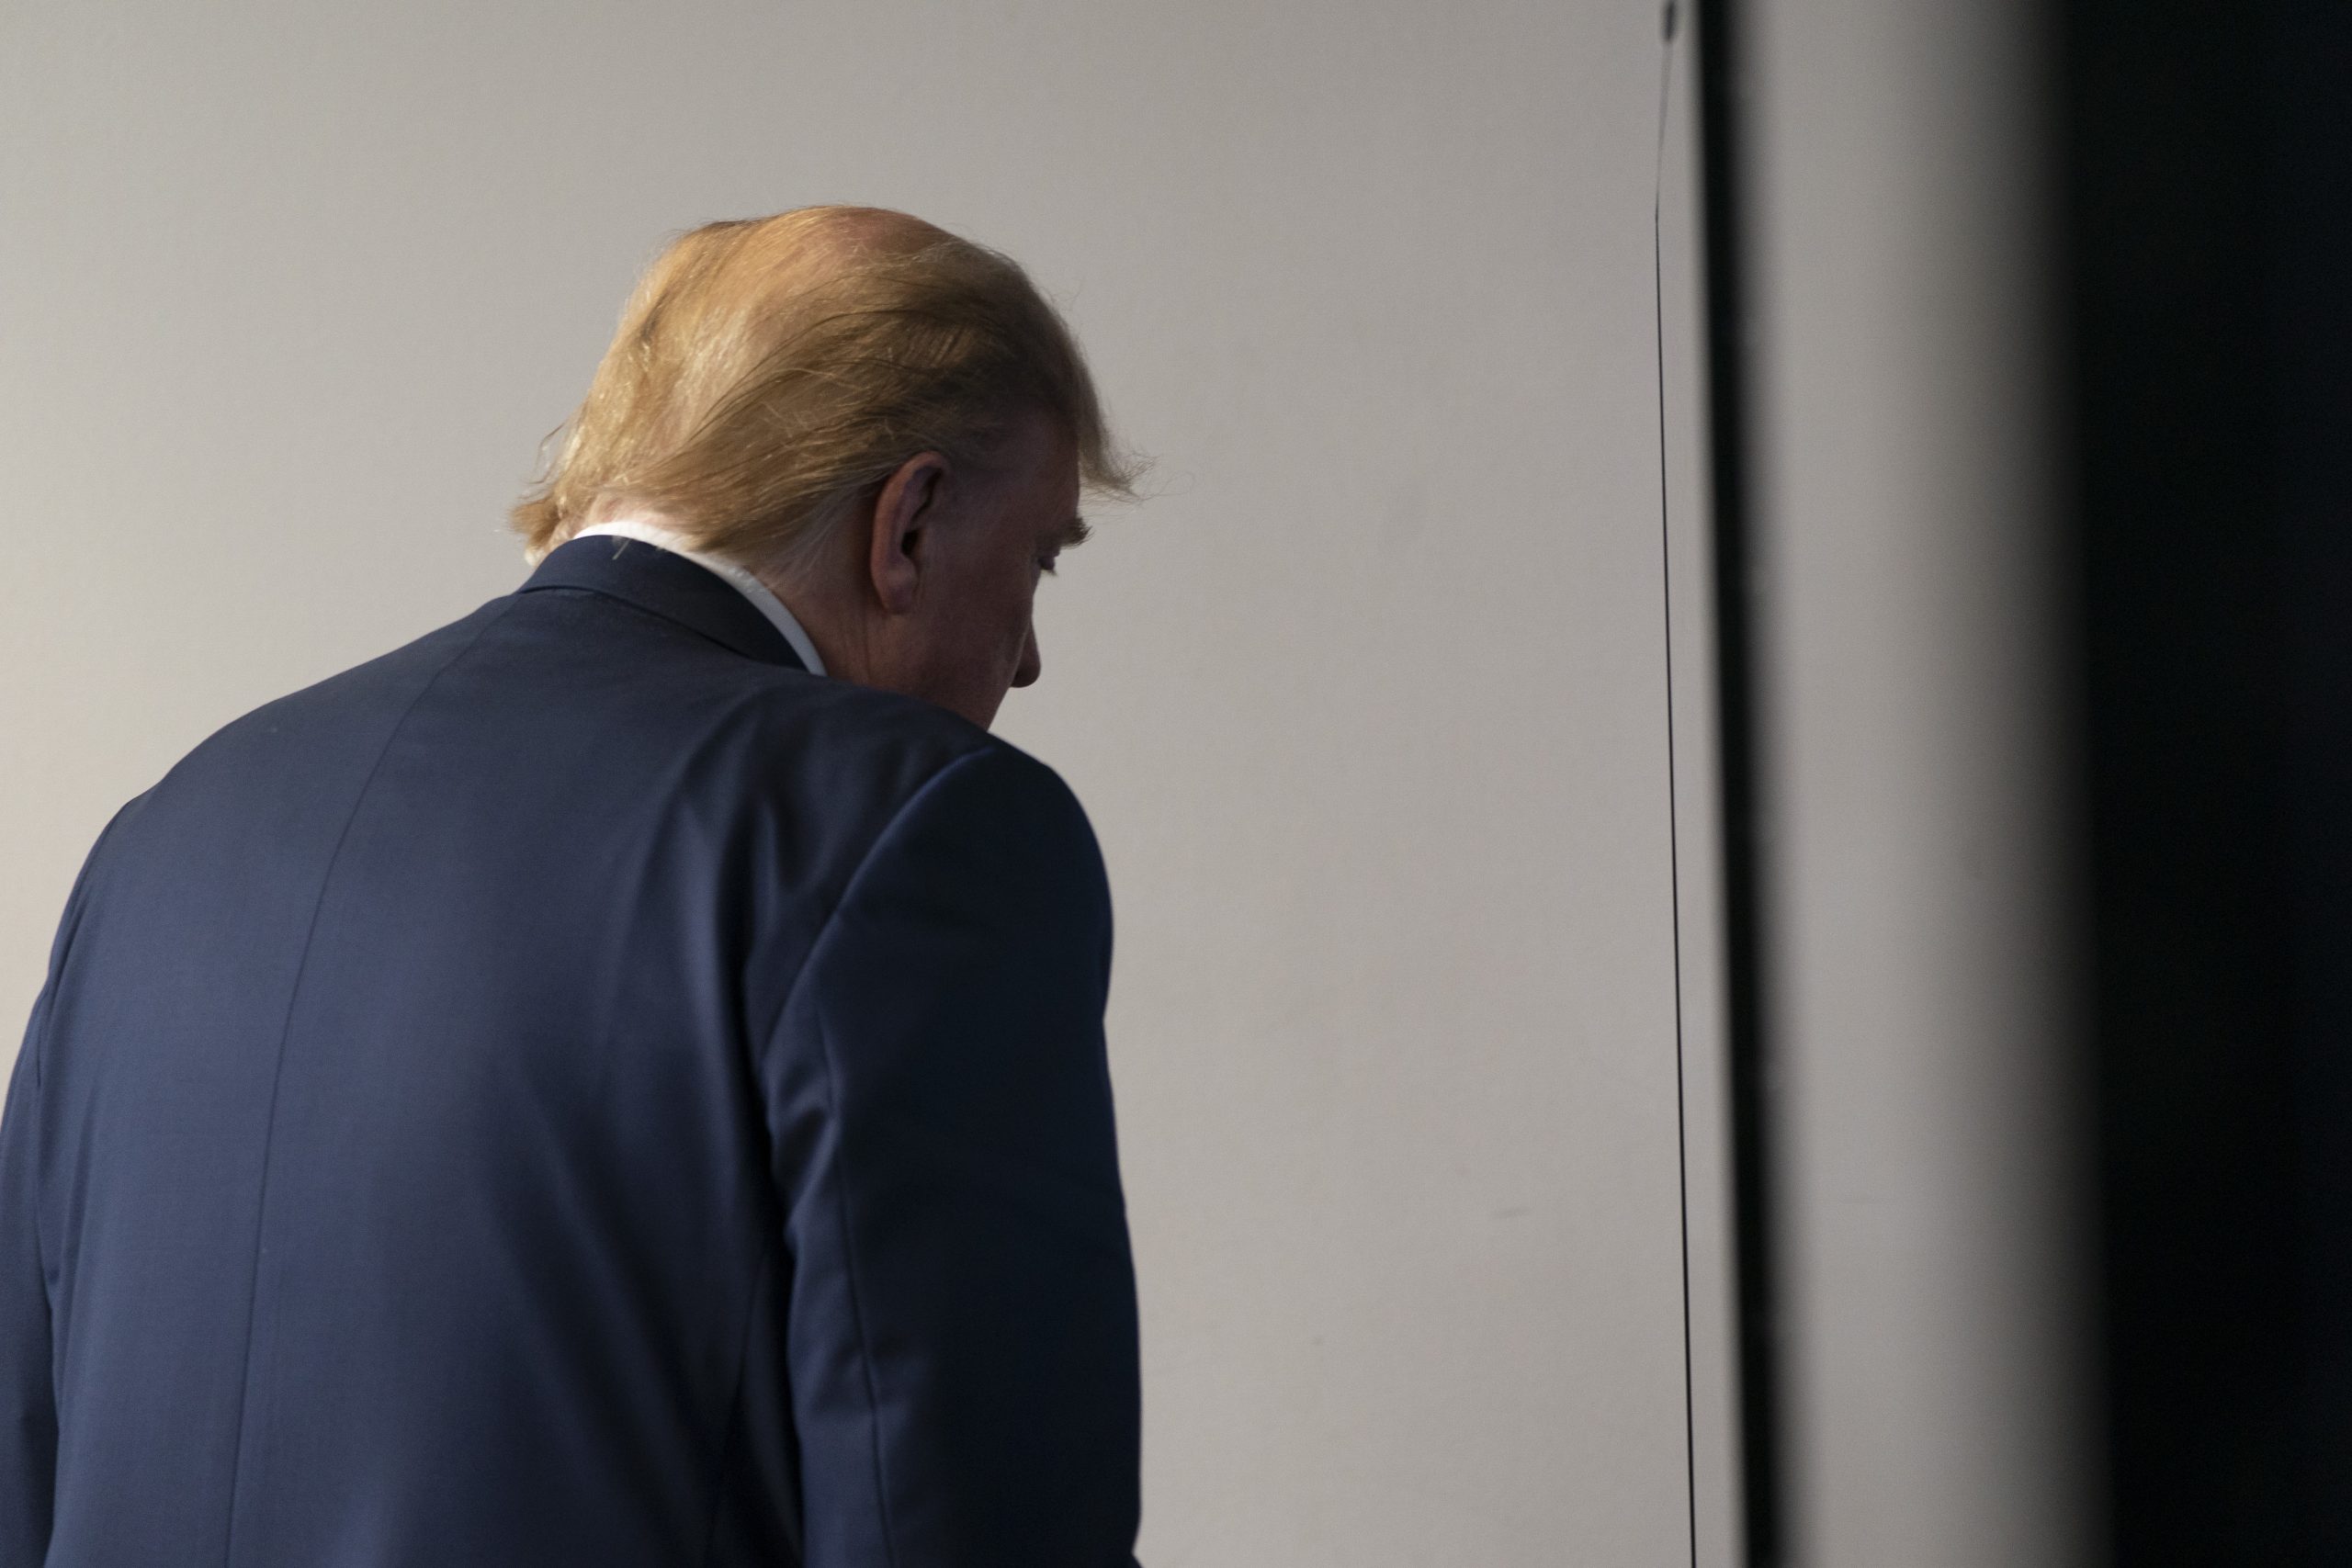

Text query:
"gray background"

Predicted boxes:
[[0, 4, 1734, 1562]]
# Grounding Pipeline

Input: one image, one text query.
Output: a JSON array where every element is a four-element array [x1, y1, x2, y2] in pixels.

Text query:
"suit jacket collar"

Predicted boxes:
[[514, 534, 808, 672]]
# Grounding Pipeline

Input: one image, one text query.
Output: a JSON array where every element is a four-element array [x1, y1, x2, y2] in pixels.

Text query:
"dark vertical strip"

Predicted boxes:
[[2056, 0, 2352, 1560], [2059, 0, 2283, 1558], [1690, 0, 1781, 1562], [1651, 10, 1700, 1565], [2267, 5, 2352, 1551]]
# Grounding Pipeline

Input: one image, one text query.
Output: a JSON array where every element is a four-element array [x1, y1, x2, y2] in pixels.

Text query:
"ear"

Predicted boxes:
[[865, 450, 950, 615]]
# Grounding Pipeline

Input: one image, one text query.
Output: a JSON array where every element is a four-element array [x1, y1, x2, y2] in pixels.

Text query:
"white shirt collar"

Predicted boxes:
[[569, 519, 828, 677]]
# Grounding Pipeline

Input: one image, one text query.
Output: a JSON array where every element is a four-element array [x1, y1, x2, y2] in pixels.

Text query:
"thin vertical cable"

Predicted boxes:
[[1652, 7, 1701, 1564]]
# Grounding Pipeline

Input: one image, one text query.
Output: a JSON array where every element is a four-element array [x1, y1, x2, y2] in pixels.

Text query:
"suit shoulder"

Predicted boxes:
[[719, 673, 995, 819], [929, 736, 1096, 838], [124, 599, 511, 808], [868, 734, 1107, 897], [740, 669, 988, 759]]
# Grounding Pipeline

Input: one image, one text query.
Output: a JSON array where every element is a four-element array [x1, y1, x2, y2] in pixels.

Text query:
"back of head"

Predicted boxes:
[[512, 206, 1142, 576]]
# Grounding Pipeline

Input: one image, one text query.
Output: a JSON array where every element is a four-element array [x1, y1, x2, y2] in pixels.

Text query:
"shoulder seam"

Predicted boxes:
[[214, 594, 520, 1568], [750, 739, 1003, 1059], [28, 793, 143, 1097], [743, 737, 1015, 1568], [22, 790, 148, 1301]]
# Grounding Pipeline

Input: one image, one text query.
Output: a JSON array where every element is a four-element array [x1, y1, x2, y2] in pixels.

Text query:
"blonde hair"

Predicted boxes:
[[511, 206, 1144, 572]]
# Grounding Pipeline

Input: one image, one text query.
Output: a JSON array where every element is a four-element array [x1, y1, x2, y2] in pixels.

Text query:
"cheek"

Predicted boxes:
[[1007, 571, 1040, 637], [954, 574, 1034, 670]]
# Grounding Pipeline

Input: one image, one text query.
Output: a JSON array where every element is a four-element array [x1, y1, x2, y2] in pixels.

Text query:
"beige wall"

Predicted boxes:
[[0, 3, 1732, 1562]]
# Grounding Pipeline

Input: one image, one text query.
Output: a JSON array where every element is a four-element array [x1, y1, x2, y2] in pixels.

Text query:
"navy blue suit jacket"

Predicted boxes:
[[0, 536, 1142, 1566]]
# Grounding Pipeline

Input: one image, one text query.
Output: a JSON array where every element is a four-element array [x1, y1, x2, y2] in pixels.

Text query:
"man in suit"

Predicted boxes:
[[0, 205, 1147, 1566]]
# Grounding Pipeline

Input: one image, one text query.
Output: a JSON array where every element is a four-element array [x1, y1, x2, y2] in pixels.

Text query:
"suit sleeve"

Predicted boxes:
[[765, 742, 1141, 1568], [1, 800, 137, 1566], [0, 982, 58, 1568]]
